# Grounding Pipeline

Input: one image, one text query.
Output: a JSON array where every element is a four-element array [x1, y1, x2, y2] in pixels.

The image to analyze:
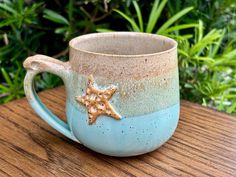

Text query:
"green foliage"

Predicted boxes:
[[0, 0, 235, 114], [168, 0, 236, 31], [98, 0, 197, 35], [43, 9, 69, 25], [0, 0, 44, 103], [177, 20, 236, 114], [0, 0, 118, 103], [0, 67, 24, 103]]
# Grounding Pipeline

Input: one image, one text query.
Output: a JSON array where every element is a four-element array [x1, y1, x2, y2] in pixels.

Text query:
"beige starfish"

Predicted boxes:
[[75, 75, 121, 125]]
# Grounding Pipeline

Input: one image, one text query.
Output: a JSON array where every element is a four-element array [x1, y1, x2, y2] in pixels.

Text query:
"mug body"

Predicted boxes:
[[65, 32, 179, 156]]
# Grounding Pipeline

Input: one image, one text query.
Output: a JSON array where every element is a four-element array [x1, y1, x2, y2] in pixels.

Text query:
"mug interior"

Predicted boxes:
[[69, 32, 177, 56]]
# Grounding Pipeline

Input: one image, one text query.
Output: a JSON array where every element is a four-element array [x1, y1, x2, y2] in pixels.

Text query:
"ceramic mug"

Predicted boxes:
[[24, 32, 179, 157]]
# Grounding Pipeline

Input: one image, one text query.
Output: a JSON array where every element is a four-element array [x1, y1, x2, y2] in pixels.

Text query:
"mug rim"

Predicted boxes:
[[69, 32, 177, 58]]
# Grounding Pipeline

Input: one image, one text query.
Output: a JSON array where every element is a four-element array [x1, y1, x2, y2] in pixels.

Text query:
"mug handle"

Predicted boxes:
[[23, 54, 78, 142]]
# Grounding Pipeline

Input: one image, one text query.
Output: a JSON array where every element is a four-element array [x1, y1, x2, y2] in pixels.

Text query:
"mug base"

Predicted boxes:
[[68, 102, 180, 157]]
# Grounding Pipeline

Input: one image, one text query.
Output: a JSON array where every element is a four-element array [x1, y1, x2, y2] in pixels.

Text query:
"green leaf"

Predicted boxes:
[[161, 23, 199, 34], [224, 48, 236, 58], [68, 0, 74, 21], [168, 34, 191, 41], [132, 1, 143, 32], [190, 29, 222, 55], [3, 94, 15, 103], [55, 27, 68, 34], [0, 18, 16, 27], [181, 34, 194, 39], [202, 98, 207, 106], [146, 0, 168, 33], [192, 56, 215, 63], [197, 20, 204, 42], [213, 57, 236, 67], [96, 28, 114, 32], [0, 45, 14, 57], [1, 68, 13, 87], [43, 9, 69, 25], [157, 6, 194, 34], [227, 101, 236, 113], [114, 9, 140, 32], [0, 84, 9, 91], [184, 83, 193, 88], [178, 49, 189, 57], [210, 29, 225, 58], [17, 0, 24, 13], [146, 0, 159, 32], [224, 94, 236, 99], [0, 3, 17, 15]]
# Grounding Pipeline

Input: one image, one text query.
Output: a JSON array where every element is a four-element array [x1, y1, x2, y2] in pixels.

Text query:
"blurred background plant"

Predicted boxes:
[[0, 0, 235, 114]]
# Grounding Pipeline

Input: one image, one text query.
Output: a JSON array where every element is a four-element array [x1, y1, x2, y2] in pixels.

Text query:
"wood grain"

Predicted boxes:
[[0, 87, 236, 177]]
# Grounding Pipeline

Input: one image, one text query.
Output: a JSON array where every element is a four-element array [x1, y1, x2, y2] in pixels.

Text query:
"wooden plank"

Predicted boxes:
[[0, 87, 235, 177]]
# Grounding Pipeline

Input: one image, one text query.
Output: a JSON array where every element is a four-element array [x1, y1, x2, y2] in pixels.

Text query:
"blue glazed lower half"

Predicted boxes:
[[67, 102, 180, 157]]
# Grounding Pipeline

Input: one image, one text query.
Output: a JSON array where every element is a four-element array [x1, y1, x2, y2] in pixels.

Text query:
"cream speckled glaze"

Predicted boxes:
[[24, 32, 179, 156]]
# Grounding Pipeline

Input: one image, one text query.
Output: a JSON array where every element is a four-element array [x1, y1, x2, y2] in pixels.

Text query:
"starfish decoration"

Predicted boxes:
[[75, 75, 121, 125]]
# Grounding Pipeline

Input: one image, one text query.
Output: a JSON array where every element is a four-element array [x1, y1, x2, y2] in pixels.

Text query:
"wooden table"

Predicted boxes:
[[0, 87, 236, 177]]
